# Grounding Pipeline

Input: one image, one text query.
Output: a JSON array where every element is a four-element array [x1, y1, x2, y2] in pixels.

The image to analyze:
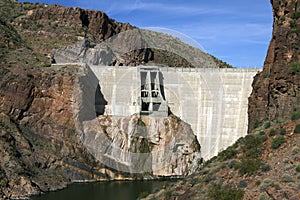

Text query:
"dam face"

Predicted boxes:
[[90, 65, 259, 160]]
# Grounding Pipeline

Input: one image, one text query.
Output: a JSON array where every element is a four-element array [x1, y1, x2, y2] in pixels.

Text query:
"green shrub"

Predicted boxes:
[[238, 180, 247, 188], [291, 111, 300, 120], [292, 147, 300, 155], [218, 147, 237, 161], [228, 160, 238, 169], [279, 128, 286, 135], [282, 174, 293, 182], [289, 61, 300, 74], [259, 193, 271, 200], [254, 119, 262, 129], [280, 16, 286, 21], [238, 158, 261, 175], [139, 191, 149, 198], [294, 124, 300, 134], [207, 185, 244, 200], [255, 180, 261, 186], [290, 21, 298, 29], [261, 164, 271, 172], [269, 129, 278, 137], [292, 12, 300, 20], [26, 73, 33, 78], [164, 190, 172, 199], [296, 165, 300, 173], [257, 133, 268, 143], [264, 121, 271, 129], [271, 136, 285, 149]]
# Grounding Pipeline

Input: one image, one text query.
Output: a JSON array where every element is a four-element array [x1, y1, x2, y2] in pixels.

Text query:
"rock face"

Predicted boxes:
[[0, 63, 201, 199], [248, 0, 300, 131], [53, 29, 219, 68], [27, 4, 133, 42], [72, 64, 201, 177], [86, 115, 201, 177]]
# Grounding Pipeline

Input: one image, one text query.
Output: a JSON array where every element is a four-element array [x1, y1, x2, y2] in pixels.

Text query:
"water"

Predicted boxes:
[[31, 180, 170, 200]]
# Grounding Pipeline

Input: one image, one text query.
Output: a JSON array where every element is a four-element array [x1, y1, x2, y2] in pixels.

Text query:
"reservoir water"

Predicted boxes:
[[31, 180, 170, 200]]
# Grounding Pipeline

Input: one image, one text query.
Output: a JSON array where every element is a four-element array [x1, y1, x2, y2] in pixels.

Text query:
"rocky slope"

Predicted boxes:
[[8, 1, 231, 68], [248, 0, 300, 131], [143, 120, 300, 200], [0, 0, 205, 198], [143, 0, 300, 199]]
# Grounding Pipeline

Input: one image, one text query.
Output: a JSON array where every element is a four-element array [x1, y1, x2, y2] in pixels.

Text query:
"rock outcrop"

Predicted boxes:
[[248, 0, 300, 131], [72, 64, 202, 177], [0, 62, 201, 199]]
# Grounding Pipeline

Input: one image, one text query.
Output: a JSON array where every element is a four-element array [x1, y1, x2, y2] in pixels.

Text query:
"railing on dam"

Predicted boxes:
[[52, 62, 262, 73]]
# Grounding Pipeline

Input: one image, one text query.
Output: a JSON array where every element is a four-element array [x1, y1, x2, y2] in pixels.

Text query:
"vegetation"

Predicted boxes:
[[269, 129, 278, 136], [138, 191, 149, 199], [281, 174, 293, 182], [279, 128, 286, 135], [289, 61, 300, 74], [292, 12, 300, 20], [264, 121, 271, 129], [207, 185, 244, 200], [296, 165, 300, 173], [294, 124, 300, 134], [271, 135, 286, 149], [291, 111, 300, 120]]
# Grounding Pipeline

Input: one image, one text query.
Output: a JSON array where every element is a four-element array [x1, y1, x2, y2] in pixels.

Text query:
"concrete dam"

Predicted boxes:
[[89, 65, 260, 160]]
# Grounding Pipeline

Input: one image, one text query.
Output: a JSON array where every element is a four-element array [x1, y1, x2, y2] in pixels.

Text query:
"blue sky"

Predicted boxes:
[[19, 0, 273, 68]]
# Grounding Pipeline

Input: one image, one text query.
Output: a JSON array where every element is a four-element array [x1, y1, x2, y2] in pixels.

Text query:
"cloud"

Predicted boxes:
[[102, 0, 233, 17], [179, 22, 272, 45]]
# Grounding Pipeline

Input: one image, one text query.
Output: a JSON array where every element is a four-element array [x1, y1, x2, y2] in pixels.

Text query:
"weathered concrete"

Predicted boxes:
[[72, 64, 201, 176], [89, 65, 259, 160]]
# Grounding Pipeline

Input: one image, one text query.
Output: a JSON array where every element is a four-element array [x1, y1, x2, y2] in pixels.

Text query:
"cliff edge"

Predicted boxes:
[[248, 0, 300, 131]]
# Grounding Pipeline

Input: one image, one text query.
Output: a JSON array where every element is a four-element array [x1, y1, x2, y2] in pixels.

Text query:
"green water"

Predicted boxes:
[[31, 180, 169, 200]]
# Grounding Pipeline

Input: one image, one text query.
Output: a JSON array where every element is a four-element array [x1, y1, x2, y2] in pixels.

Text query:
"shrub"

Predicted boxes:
[[255, 180, 261, 186], [292, 12, 300, 20], [291, 111, 300, 120], [164, 190, 172, 199], [238, 180, 247, 188], [139, 191, 149, 198], [264, 121, 271, 129], [292, 147, 300, 155], [218, 147, 237, 161], [261, 164, 271, 172], [269, 129, 278, 137], [289, 61, 300, 74], [228, 160, 238, 169], [207, 185, 244, 200], [294, 124, 300, 134], [279, 128, 286, 135], [290, 21, 298, 30], [282, 174, 293, 182], [254, 119, 262, 129], [296, 165, 300, 173], [271, 136, 285, 149], [257, 134, 268, 143], [259, 193, 271, 200], [26, 73, 33, 78], [238, 158, 261, 175]]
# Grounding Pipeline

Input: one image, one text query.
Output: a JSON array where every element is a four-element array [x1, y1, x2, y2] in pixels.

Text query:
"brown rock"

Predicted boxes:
[[248, 0, 300, 131]]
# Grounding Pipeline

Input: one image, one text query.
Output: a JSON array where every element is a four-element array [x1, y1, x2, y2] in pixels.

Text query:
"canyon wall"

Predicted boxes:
[[248, 0, 300, 131]]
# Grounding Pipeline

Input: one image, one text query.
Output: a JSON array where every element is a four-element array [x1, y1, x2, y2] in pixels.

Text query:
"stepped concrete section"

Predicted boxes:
[[89, 65, 260, 160]]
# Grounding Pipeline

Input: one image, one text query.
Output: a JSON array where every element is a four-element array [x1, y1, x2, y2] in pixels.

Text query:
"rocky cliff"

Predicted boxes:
[[143, 0, 300, 199], [0, 1, 204, 198], [248, 0, 300, 131], [0, 62, 201, 199]]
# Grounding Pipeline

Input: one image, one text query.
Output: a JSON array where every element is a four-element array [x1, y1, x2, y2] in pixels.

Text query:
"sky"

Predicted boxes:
[[19, 0, 273, 68]]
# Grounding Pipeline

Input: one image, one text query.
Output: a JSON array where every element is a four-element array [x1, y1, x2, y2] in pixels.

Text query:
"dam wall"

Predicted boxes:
[[90, 65, 260, 160]]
